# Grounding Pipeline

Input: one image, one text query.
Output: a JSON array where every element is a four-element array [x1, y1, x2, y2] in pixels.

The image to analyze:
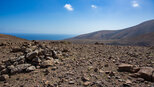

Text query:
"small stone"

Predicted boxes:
[[11, 47, 22, 52], [136, 78, 144, 82], [115, 76, 121, 79], [109, 72, 115, 77], [26, 66, 36, 72], [51, 67, 57, 71], [81, 76, 90, 82], [104, 64, 109, 67], [83, 81, 91, 86], [122, 83, 131, 87], [44, 69, 50, 75], [54, 59, 60, 64], [118, 79, 124, 82], [1, 68, 9, 74], [46, 57, 53, 60], [32, 58, 41, 63], [105, 71, 110, 74], [125, 79, 132, 84], [152, 72, 154, 82], [94, 68, 98, 72], [10, 64, 31, 74], [0, 74, 9, 81], [36, 66, 40, 69], [0, 65, 5, 70], [3, 82, 10, 86], [40, 59, 54, 67], [69, 81, 75, 84]]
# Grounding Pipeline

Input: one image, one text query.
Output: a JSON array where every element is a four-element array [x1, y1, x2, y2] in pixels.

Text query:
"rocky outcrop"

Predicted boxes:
[[0, 41, 69, 80]]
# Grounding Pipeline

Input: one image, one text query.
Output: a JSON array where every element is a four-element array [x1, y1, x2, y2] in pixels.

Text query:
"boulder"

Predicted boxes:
[[40, 59, 54, 67], [137, 67, 154, 82], [26, 51, 38, 60], [32, 58, 41, 64], [118, 63, 140, 73]]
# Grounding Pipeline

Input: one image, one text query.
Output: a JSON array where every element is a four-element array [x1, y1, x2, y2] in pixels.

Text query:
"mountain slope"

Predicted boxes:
[[123, 32, 154, 46], [71, 20, 154, 40], [0, 34, 27, 42]]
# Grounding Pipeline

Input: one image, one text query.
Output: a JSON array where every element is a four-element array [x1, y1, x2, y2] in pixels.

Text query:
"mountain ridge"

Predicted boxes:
[[71, 19, 154, 40]]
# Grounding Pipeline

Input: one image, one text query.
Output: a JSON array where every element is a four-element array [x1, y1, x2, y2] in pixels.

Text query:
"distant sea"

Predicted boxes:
[[3, 33, 77, 40]]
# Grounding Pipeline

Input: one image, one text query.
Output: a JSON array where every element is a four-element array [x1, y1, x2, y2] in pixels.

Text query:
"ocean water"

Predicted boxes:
[[4, 33, 76, 40]]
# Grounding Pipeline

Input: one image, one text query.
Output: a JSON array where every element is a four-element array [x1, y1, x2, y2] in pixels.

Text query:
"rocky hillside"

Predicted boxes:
[[70, 20, 154, 45], [0, 34, 27, 42], [0, 40, 154, 87]]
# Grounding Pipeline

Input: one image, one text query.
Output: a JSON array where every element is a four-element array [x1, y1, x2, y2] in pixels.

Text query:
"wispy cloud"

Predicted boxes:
[[64, 4, 74, 11], [132, 1, 139, 7], [91, 5, 97, 8]]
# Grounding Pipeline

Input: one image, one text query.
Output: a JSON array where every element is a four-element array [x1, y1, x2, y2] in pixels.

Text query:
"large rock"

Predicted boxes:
[[118, 63, 140, 73], [26, 66, 36, 72], [32, 58, 41, 64], [40, 59, 54, 67], [9, 64, 31, 74], [26, 51, 38, 60], [137, 67, 154, 82]]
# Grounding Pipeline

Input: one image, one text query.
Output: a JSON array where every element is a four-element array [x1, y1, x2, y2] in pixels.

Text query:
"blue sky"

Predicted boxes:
[[0, 0, 154, 34]]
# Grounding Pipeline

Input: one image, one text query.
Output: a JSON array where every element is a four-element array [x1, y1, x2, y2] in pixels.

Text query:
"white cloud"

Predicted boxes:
[[91, 5, 97, 8], [132, 1, 139, 7], [64, 4, 74, 11]]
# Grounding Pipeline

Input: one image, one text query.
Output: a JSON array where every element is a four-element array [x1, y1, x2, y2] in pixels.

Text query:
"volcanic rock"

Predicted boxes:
[[9, 64, 31, 74], [81, 76, 90, 82], [26, 51, 38, 60], [40, 59, 54, 68], [118, 63, 140, 73], [26, 66, 36, 72], [137, 67, 154, 82], [83, 81, 91, 86]]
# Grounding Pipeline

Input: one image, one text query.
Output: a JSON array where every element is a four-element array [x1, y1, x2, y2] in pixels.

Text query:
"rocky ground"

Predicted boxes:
[[0, 40, 154, 87]]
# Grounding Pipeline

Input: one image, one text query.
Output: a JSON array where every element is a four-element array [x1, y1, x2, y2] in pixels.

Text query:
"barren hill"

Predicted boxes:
[[0, 34, 27, 42], [71, 20, 154, 40]]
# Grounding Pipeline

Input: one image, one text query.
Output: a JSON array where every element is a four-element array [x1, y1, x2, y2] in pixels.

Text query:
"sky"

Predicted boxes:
[[0, 0, 154, 34]]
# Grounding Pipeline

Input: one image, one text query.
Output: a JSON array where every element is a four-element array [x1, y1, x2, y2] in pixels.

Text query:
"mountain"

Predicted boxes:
[[122, 32, 154, 46], [71, 20, 154, 40]]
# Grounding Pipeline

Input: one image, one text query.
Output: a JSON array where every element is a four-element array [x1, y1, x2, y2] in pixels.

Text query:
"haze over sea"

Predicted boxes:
[[2, 33, 76, 40]]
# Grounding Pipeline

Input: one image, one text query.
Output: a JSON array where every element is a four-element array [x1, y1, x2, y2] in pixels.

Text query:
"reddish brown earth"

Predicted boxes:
[[0, 34, 27, 42], [70, 20, 154, 46], [0, 38, 154, 87]]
